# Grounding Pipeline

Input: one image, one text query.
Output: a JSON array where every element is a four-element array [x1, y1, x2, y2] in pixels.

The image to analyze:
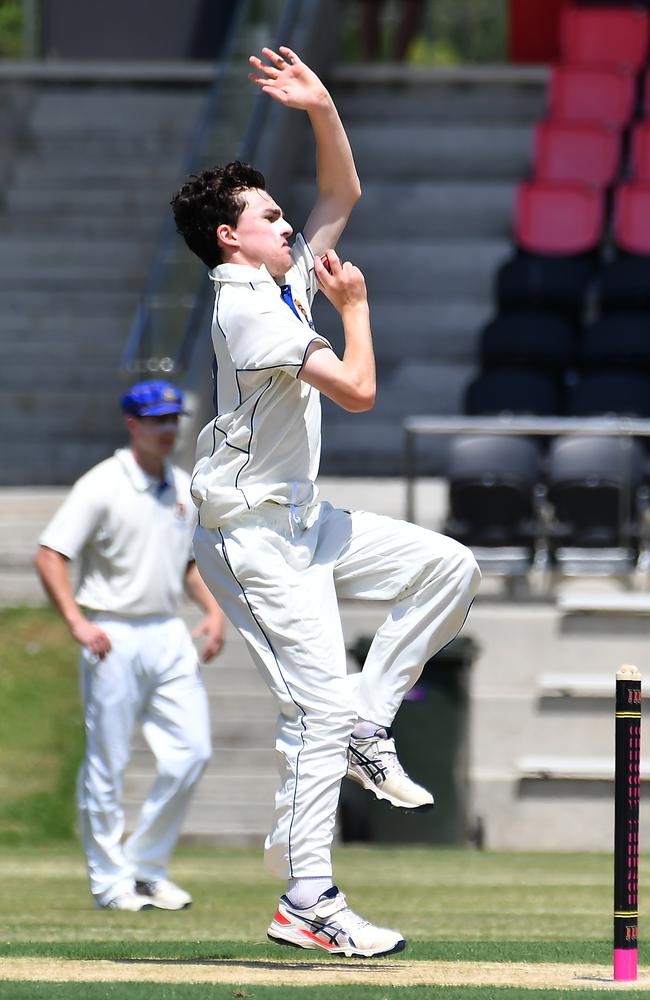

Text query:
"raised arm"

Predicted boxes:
[[248, 46, 361, 254]]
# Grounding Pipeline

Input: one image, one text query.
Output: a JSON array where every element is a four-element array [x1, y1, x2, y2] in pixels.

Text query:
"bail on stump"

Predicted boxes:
[[614, 664, 641, 982]]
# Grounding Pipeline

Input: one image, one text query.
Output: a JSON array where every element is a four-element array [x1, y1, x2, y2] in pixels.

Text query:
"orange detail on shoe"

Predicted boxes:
[[300, 929, 335, 948], [274, 910, 292, 926]]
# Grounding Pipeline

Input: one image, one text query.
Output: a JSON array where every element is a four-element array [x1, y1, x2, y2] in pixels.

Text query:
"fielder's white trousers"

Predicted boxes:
[[194, 501, 480, 880], [77, 615, 211, 905]]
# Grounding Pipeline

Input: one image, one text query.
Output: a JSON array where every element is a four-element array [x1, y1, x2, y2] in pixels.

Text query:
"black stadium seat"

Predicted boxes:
[[444, 435, 541, 549], [480, 313, 575, 375], [547, 435, 644, 551], [465, 368, 563, 416], [579, 314, 650, 372], [567, 371, 650, 418]]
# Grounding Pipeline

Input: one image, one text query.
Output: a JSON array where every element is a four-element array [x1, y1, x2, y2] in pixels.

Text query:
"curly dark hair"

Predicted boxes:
[[170, 161, 266, 268]]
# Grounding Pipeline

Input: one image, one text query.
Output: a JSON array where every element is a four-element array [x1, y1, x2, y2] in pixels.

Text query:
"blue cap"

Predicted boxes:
[[121, 380, 186, 417]]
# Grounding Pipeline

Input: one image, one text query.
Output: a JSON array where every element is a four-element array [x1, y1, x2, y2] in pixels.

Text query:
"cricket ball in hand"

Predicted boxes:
[[321, 255, 332, 273]]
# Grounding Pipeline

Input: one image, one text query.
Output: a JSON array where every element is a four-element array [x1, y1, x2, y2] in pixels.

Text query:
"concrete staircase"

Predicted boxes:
[[0, 71, 209, 485], [283, 65, 547, 474]]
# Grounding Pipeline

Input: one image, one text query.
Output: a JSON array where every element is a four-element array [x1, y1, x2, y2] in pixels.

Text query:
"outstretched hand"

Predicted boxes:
[[248, 46, 329, 111]]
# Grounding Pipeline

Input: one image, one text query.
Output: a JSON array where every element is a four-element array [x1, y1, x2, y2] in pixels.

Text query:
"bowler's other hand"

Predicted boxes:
[[71, 618, 112, 659], [248, 46, 328, 111], [314, 249, 368, 315], [193, 610, 226, 662]]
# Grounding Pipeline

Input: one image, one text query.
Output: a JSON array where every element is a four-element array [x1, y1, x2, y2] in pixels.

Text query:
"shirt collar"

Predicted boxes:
[[208, 262, 279, 287], [115, 448, 172, 494]]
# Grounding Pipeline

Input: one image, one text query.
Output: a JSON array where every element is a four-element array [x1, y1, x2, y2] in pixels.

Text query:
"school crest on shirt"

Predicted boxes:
[[293, 297, 315, 330]]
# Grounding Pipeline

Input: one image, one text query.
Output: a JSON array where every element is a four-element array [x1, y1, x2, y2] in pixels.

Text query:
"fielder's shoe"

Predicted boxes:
[[97, 891, 154, 911], [268, 886, 405, 957], [135, 878, 192, 910], [347, 734, 434, 810]]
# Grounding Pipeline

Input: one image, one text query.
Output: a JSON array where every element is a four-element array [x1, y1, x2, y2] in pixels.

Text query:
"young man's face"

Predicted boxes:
[[226, 188, 293, 277], [127, 414, 179, 461]]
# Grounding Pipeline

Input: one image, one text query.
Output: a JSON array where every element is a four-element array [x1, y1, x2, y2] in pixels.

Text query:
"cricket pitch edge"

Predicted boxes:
[[3, 958, 650, 990]]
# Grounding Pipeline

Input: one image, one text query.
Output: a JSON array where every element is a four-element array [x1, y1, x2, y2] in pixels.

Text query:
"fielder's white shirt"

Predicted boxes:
[[40, 448, 196, 617], [191, 233, 331, 529]]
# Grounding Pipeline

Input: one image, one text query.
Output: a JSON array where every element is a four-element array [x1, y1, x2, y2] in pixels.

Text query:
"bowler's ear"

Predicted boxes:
[[217, 224, 238, 250]]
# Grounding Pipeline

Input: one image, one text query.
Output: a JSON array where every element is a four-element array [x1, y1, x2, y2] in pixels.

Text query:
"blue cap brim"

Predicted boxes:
[[137, 403, 187, 416]]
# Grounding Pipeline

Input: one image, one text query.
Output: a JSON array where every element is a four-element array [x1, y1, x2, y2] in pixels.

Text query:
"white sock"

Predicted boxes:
[[286, 876, 333, 908], [352, 718, 389, 739]]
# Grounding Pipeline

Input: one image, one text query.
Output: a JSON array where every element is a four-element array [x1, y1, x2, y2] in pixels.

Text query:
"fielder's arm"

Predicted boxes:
[[300, 249, 376, 412], [248, 46, 360, 253], [184, 561, 226, 662], [34, 545, 112, 657]]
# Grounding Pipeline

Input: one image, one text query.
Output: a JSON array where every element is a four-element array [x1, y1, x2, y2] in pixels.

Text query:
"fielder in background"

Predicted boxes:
[[171, 47, 480, 955], [35, 380, 225, 911]]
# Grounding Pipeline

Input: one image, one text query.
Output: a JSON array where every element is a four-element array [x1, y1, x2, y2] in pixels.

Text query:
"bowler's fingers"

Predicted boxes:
[[248, 56, 280, 80], [278, 46, 299, 64], [261, 46, 288, 70]]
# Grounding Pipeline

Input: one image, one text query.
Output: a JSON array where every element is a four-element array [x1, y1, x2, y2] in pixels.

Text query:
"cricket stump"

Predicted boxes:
[[613, 664, 641, 982]]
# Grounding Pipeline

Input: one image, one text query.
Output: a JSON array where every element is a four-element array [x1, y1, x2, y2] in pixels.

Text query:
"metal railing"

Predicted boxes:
[[403, 415, 650, 525], [120, 0, 301, 379]]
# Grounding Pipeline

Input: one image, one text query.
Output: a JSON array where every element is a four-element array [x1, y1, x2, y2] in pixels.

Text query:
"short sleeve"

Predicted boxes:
[[39, 473, 105, 560], [222, 290, 330, 377], [289, 232, 318, 307]]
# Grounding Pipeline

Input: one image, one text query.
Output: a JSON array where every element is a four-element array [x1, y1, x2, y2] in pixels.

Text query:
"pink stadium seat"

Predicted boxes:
[[548, 65, 636, 128], [561, 6, 650, 72], [612, 182, 650, 254], [514, 181, 604, 255], [533, 121, 621, 188], [630, 123, 650, 182]]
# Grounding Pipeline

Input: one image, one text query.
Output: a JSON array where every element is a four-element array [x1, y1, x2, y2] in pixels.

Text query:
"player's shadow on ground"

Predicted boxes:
[[112, 958, 405, 971]]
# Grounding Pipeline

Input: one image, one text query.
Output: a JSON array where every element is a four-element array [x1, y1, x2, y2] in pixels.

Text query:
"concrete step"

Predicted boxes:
[[0, 239, 153, 268], [0, 363, 124, 390], [0, 264, 144, 289], [297, 180, 515, 239], [331, 67, 547, 124], [123, 797, 273, 841], [14, 161, 186, 185], [327, 124, 531, 180], [6, 186, 171, 214], [0, 215, 162, 239], [27, 90, 204, 135], [334, 238, 510, 299], [0, 389, 122, 436], [0, 442, 119, 485]]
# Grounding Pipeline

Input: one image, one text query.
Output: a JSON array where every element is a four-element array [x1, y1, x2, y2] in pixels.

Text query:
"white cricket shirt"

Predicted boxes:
[[191, 233, 331, 529], [39, 448, 196, 617]]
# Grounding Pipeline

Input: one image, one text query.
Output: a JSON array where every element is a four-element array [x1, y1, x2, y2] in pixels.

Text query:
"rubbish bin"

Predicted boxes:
[[338, 634, 478, 846]]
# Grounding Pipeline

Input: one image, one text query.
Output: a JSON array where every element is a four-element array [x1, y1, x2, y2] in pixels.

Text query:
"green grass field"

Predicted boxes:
[[1, 609, 645, 997], [1, 844, 647, 999]]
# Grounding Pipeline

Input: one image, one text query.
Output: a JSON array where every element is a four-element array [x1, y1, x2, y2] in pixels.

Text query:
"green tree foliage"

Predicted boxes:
[[0, 0, 22, 58]]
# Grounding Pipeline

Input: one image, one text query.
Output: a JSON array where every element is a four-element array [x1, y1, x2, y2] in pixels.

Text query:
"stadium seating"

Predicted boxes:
[[546, 436, 644, 571], [497, 182, 603, 316], [465, 368, 563, 416], [547, 65, 636, 127], [598, 183, 650, 310], [533, 121, 621, 188], [560, 6, 650, 72], [567, 371, 650, 417], [579, 313, 650, 371], [444, 435, 542, 567], [630, 122, 650, 181], [480, 313, 575, 374]]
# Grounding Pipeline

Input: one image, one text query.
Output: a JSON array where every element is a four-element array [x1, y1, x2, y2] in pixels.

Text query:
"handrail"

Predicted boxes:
[[403, 414, 650, 524], [120, 0, 308, 379]]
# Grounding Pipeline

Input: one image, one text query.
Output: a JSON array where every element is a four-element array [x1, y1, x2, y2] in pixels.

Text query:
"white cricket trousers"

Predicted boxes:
[[194, 501, 480, 880], [77, 615, 211, 905]]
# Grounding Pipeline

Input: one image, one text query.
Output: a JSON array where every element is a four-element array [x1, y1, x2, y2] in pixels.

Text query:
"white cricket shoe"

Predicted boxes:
[[98, 891, 154, 911], [267, 886, 405, 957], [347, 734, 434, 810], [135, 879, 192, 910]]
